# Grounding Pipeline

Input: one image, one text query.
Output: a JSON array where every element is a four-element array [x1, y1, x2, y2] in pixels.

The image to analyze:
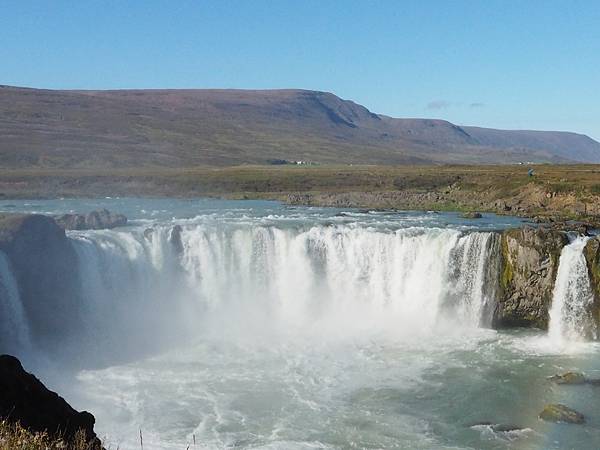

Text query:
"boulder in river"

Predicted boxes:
[[0, 354, 102, 447], [54, 208, 127, 230], [548, 371, 586, 385], [539, 403, 585, 424], [461, 211, 482, 219]]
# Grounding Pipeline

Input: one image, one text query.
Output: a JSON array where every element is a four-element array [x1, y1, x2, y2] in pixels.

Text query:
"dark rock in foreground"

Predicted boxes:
[[539, 403, 585, 424], [0, 355, 101, 447], [469, 421, 525, 432], [54, 208, 127, 230]]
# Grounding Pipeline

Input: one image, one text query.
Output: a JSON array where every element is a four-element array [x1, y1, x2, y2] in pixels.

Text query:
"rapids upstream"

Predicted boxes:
[[1, 198, 600, 449]]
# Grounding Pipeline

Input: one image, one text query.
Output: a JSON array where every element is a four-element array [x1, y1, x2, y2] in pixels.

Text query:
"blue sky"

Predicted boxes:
[[1, 0, 599, 139]]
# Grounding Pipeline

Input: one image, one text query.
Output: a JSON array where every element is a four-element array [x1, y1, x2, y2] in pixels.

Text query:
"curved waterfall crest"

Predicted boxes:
[[0, 223, 504, 358], [71, 224, 501, 338], [4, 216, 600, 360]]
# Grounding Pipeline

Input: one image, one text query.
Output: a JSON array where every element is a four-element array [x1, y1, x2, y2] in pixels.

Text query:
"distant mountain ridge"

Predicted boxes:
[[0, 85, 598, 168]]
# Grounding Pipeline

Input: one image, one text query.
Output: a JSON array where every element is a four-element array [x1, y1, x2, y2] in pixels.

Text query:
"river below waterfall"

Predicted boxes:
[[2, 198, 600, 449]]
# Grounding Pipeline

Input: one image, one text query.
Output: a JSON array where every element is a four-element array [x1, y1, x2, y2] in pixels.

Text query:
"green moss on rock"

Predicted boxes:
[[500, 234, 514, 290], [494, 227, 568, 329], [584, 237, 600, 331]]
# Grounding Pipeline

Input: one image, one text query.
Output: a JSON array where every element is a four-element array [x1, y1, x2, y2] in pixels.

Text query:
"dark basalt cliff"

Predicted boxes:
[[0, 354, 101, 447]]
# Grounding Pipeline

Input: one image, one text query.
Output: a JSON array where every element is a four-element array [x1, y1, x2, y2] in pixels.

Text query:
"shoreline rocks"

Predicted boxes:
[[54, 208, 127, 230], [461, 211, 482, 219], [0, 354, 102, 447]]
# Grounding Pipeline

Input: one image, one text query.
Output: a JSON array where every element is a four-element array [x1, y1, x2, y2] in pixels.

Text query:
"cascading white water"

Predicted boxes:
[[446, 232, 500, 327], [0, 223, 500, 358], [0, 250, 31, 353], [176, 225, 498, 337], [549, 236, 597, 342], [35, 225, 493, 347], [68, 226, 190, 356]]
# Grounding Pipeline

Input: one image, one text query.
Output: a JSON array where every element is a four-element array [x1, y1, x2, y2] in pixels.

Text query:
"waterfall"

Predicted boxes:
[[177, 225, 499, 335], [549, 236, 597, 342], [445, 232, 500, 327], [0, 250, 31, 353], [68, 227, 189, 356], [0, 224, 501, 357]]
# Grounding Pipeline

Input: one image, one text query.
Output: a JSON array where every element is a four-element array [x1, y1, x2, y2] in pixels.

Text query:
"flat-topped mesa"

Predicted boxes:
[[54, 208, 127, 230], [494, 227, 569, 329]]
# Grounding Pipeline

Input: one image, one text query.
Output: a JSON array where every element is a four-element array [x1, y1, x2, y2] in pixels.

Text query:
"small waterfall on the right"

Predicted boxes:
[[548, 236, 597, 342]]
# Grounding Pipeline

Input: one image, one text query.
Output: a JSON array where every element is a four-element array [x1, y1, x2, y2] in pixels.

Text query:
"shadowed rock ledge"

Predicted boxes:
[[0, 214, 83, 354], [0, 354, 102, 447]]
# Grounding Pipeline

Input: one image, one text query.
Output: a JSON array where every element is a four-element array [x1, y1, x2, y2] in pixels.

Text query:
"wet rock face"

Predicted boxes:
[[539, 403, 585, 424], [54, 208, 127, 230], [0, 214, 82, 353], [0, 355, 101, 446], [169, 225, 184, 254], [584, 237, 600, 324], [494, 227, 568, 329]]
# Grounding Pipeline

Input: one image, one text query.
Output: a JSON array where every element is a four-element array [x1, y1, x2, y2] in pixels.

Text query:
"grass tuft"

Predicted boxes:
[[0, 420, 101, 450]]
